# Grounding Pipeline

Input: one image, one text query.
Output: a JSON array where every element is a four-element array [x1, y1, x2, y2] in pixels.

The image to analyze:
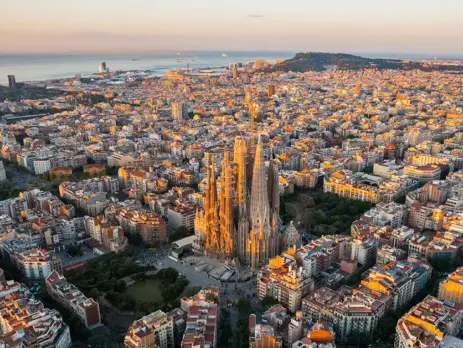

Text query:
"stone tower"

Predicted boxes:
[[248, 137, 279, 268], [219, 152, 234, 256], [234, 137, 250, 261]]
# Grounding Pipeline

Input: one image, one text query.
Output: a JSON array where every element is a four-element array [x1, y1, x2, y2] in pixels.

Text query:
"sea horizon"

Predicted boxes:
[[1, 50, 462, 84]]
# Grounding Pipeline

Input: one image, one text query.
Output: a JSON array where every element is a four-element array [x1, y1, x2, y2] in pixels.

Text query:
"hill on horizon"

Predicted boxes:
[[274, 52, 463, 72]]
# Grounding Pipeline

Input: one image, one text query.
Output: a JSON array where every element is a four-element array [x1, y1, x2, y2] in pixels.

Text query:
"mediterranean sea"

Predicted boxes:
[[1, 51, 461, 84], [0, 51, 295, 84]]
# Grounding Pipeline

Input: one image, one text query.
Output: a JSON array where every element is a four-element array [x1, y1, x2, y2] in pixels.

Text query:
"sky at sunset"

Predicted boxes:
[[1, 0, 462, 55]]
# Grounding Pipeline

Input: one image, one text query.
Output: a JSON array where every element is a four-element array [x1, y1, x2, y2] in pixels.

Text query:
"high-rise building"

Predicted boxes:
[[7, 75, 16, 89], [233, 66, 238, 79], [195, 136, 280, 267], [172, 102, 189, 120], [98, 62, 107, 73], [268, 85, 276, 97]]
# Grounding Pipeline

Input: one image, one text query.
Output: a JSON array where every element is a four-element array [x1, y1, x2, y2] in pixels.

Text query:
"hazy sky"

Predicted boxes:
[[1, 0, 462, 54]]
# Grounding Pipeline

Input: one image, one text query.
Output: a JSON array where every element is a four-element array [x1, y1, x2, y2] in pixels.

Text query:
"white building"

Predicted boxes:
[[350, 238, 377, 267], [15, 249, 55, 280], [167, 205, 195, 231], [34, 158, 51, 175], [0, 161, 6, 182]]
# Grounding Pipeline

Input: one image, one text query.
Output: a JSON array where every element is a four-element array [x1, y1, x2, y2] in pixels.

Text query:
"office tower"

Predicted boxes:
[[7, 75, 17, 89], [268, 84, 276, 97], [172, 102, 189, 120]]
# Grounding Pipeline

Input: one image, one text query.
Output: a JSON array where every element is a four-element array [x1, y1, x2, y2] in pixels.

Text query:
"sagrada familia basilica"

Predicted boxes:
[[194, 136, 282, 268]]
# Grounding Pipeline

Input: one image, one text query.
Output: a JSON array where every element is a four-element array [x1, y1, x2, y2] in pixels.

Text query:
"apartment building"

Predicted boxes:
[[257, 248, 314, 313], [360, 202, 406, 228], [249, 314, 282, 348], [395, 296, 463, 348], [0, 280, 72, 347], [46, 271, 101, 328], [302, 286, 386, 343], [403, 164, 442, 183], [84, 215, 127, 252], [167, 204, 196, 231], [376, 245, 407, 265], [324, 171, 378, 203], [8, 248, 60, 280], [124, 310, 175, 348], [180, 287, 219, 348], [299, 235, 351, 277], [360, 259, 431, 312], [438, 267, 463, 306], [114, 208, 167, 245]]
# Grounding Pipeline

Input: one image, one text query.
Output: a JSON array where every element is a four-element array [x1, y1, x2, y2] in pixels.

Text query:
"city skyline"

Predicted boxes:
[[1, 0, 463, 55], [1, 1, 463, 347]]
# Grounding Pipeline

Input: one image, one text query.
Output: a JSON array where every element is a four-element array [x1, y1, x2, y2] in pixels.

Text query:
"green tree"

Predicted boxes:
[[0, 181, 20, 200], [236, 298, 252, 348], [261, 296, 279, 310], [218, 309, 233, 347]]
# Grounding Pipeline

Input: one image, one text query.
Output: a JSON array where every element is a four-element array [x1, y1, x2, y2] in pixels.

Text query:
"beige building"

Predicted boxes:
[[125, 310, 175, 348], [257, 248, 314, 313]]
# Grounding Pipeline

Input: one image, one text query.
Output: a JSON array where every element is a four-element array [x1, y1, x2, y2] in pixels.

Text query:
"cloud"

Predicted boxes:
[[248, 14, 265, 18]]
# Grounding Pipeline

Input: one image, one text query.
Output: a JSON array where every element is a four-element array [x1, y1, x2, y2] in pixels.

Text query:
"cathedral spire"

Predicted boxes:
[[205, 156, 220, 251], [234, 137, 248, 213], [250, 136, 269, 229], [219, 151, 234, 256]]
